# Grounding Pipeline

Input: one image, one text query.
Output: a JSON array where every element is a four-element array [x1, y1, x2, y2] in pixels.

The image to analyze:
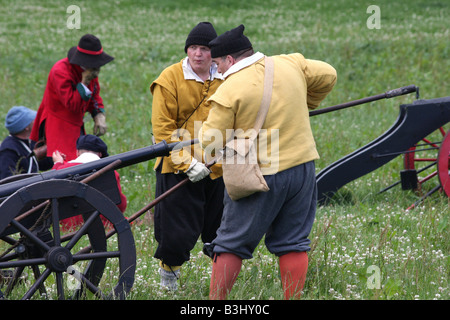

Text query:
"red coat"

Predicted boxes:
[[53, 160, 127, 230], [31, 58, 105, 161]]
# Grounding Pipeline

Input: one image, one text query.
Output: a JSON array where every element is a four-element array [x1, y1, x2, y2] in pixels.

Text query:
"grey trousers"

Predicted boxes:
[[212, 161, 317, 259]]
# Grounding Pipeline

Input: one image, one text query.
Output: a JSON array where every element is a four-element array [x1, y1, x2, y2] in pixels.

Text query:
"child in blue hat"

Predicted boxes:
[[0, 106, 52, 179]]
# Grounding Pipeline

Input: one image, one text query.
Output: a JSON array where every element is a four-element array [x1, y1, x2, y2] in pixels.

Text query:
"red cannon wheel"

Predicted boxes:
[[437, 131, 450, 198], [403, 127, 447, 191], [403, 128, 450, 210]]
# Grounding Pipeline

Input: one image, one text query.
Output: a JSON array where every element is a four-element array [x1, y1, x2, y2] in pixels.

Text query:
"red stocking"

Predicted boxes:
[[209, 253, 242, 300], [279, 251, 308, 299]]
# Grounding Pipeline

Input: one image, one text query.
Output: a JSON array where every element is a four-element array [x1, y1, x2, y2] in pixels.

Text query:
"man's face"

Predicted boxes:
[[81, 66, 100, 78], [187, 45, 212, 72], [212, 56, 234, 74]]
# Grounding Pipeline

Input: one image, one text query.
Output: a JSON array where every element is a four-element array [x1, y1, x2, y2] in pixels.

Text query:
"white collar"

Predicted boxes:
[[182, 57, 223, 82], [222, 52, 265, 78], [69, 152, 101, 164]]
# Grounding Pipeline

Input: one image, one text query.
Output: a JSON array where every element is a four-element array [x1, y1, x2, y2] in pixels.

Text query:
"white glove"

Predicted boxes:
[[185, 158, 210, 182]]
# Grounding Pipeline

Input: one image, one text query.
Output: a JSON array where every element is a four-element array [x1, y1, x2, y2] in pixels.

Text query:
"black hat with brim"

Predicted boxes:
[[209, 24, 252, 58], [68, 34, 114, 68]]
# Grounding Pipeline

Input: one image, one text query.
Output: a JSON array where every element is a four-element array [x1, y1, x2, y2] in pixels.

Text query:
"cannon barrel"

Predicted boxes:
[[0, 139, 197, 200], [310, 85, 419, 116]]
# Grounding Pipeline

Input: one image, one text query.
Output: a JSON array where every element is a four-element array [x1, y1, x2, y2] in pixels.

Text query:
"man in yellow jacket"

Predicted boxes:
[[150, 22, 224, 291], [199, 25, 337, 300]]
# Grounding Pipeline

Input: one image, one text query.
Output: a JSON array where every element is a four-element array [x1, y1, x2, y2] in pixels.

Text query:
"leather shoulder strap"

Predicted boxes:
[[250, 56, 274, 141]]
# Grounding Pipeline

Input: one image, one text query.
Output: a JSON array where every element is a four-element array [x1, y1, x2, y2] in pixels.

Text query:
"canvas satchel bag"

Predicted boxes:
[[222, 56, 274, 201]]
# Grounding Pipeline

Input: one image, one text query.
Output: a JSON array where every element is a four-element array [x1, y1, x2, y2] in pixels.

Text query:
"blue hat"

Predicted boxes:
[[76, 134, 109, 158], [5, 106, 37, 134]]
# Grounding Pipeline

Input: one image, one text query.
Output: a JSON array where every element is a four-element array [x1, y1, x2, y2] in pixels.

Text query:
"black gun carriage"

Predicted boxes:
[[311, 86, 450, 207]]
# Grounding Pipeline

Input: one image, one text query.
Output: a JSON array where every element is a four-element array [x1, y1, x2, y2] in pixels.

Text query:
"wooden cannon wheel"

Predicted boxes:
[[0, 179, 136, 300]]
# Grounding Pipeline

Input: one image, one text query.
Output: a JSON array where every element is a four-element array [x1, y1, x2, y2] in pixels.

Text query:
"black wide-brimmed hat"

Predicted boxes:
[[68, 34, 114, 68], [209, 24, 252, 58]]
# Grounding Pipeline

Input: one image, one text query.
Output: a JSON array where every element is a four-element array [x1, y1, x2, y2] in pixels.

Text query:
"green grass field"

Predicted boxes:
[[0, 0, 448, 300]]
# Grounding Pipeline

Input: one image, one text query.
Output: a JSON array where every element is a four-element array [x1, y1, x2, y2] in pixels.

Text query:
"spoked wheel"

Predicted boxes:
[[403, 127, 447, 191], [401, 127, 450, 209], [0, 179, 135, 300]]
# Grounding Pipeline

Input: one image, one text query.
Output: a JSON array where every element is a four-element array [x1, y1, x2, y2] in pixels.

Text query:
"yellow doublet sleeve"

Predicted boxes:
[[303, 59, 337, 109], [151, 83, 191, 173]]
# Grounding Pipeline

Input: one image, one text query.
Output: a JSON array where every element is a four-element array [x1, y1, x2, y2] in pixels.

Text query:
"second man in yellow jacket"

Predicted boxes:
[[150, 22, 224, 291]]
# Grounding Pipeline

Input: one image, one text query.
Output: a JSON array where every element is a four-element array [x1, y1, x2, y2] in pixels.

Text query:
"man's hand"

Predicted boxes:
[[185, 158, 210, 182], [93, 113, 107, 136], [82, 68, 100, 86]]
